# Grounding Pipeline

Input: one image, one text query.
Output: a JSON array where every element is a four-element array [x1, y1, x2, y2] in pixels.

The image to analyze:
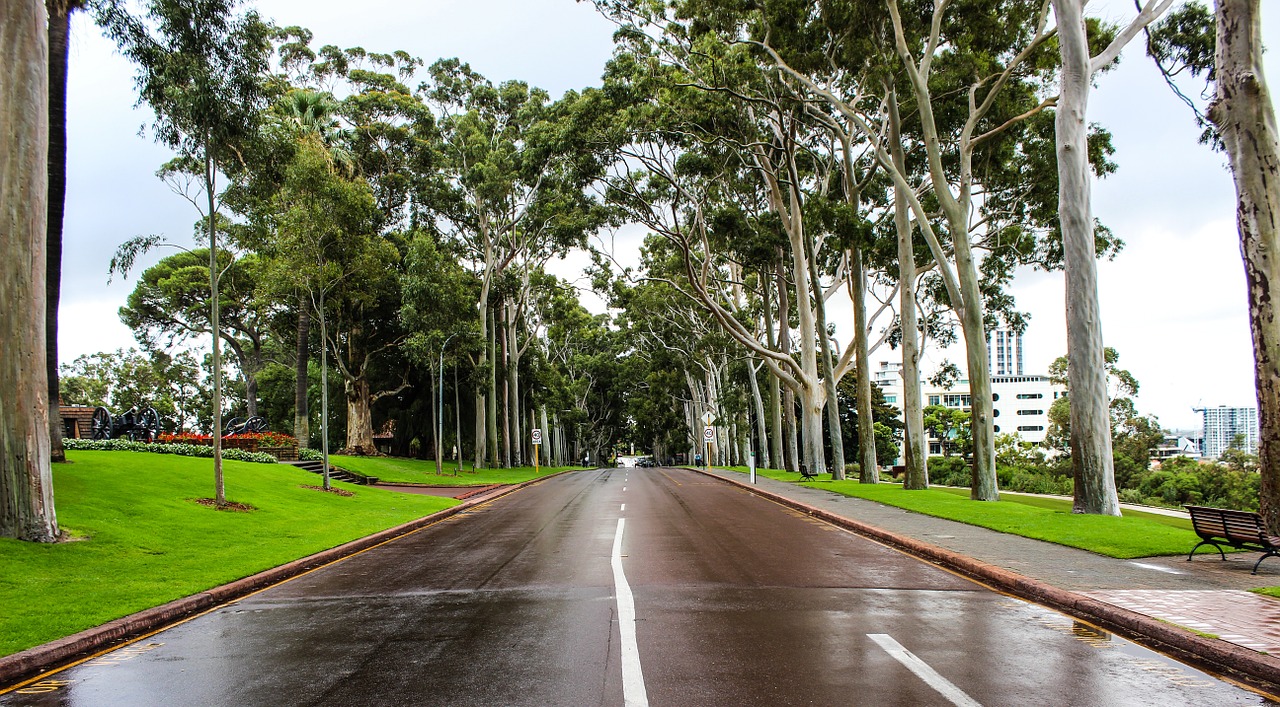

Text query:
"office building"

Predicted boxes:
[[987, 328, 1024, 377]]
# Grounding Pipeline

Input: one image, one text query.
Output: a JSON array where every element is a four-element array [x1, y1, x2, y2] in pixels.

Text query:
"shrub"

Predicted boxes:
[[298, 448, 324, 462], [63, 438, 278, 464], [927, 456, 970, 487]]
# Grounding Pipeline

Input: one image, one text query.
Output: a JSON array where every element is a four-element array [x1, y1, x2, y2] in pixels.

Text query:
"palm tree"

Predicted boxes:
[[276, 88, 349, 450]]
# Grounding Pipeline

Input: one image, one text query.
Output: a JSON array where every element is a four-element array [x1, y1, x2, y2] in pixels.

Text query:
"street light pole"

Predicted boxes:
[[437, 332, 459, 476]]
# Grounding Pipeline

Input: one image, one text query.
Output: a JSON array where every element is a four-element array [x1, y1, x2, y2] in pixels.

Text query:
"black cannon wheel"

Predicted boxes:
[[136, 407, 159, 442], [244, 416, 267, 433], [91, 407, 112, 440], [224, 417, 245, 436]]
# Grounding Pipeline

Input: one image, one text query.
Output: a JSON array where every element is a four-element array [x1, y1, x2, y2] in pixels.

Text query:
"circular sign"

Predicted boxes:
[[704, 426, 715, 441], [531, 428, 543, 444]]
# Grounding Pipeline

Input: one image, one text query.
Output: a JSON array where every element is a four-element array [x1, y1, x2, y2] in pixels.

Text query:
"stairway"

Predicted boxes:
[[279, 460, 378, 485]]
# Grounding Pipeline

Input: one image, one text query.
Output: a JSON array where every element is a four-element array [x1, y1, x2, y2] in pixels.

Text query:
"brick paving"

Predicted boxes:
[[1080, 589, 1280, 654], [698, 468, 1280, 658]]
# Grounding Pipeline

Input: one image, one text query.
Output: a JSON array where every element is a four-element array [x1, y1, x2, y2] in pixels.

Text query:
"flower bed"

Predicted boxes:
[[156, 432, 300, 461]]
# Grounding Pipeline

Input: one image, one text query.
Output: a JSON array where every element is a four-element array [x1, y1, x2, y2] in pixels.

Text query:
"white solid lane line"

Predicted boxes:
[[612, 518, 649, 707], [621, 504, 626, 511], [868, 634, 981, 707]]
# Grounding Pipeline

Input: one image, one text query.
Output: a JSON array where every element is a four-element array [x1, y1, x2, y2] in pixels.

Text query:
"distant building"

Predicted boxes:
[[1151, 435, 1202, 462], [987, 328, 1024, 377], [1196, 405, 1258, 459], [872, 361, 1064, 460]]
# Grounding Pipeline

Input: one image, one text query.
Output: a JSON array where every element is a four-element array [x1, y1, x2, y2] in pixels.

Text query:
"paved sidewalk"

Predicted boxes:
[[695, 467, 1280, 682]]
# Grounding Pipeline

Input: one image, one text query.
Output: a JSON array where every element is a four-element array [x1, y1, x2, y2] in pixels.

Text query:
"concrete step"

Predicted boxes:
[[279, 459, 378, 485]]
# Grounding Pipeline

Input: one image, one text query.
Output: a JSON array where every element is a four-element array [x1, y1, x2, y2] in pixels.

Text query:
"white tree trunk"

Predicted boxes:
[[1210, 0, 1280, 534], [850, 247, 878, 483], [890, 96, 928, 489], [0, 0, 58, 542], [1055, 0, 1121, 515]]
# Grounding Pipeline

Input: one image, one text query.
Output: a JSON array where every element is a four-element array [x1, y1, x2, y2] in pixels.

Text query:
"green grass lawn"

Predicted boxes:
[[708, 466, 1201, 559], [1251, 587, 1280, 599], [332, 454, 583, 485], [0, 450, 459, 657]]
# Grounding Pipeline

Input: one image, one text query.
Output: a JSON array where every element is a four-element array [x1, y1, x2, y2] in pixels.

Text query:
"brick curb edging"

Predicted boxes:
[[693, 468, 1280, 695], [0, 471, 566, 687]]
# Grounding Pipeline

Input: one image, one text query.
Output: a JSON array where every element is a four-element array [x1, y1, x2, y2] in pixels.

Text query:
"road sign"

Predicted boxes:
[[704, 426, 715, 442], [701, 411, 716, 426], [531, 428, 543, 445]]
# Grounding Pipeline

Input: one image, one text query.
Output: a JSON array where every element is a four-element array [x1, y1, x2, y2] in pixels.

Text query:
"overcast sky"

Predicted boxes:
[[61, 1, 1277, 431]]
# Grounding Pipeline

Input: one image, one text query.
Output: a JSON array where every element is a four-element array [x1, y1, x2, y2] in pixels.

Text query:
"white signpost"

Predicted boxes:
[[749, 450, 756, 484]]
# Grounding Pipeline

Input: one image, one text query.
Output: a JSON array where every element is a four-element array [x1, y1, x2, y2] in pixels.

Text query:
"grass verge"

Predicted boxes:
[[709, 466, 1202, 559], [0, 450, 458, 657], [332, 454, 583, 485], [1251, 587, 1280, 599]]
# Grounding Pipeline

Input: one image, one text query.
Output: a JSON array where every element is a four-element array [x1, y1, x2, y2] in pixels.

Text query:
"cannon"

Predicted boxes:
[[91, 406, 160, 442], [223, 415, 267, 436]]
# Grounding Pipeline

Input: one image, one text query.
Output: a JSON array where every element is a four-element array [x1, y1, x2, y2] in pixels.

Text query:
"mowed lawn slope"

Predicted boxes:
[[332, 454, 582, 485], [0, 451, 458, 657], [714, 466, 1201, 559]]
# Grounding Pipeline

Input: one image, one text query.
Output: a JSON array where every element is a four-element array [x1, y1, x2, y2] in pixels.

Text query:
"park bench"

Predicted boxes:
[[798, 464, 819, 481], [1184, 505, 1280, 575]]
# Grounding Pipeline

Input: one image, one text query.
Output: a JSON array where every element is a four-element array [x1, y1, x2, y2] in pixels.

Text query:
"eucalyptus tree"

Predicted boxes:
[[1052, 0, 1174, 515], [422, 61, 597, 469], [1206, 0, 1280, 534], [95, 0, 271, 507], [120, 249, 269, 416], [401, 231, 480, 473], [0, 0, 59, 542], [591, 31, 877, 478], [692, 0, 1100, 500]]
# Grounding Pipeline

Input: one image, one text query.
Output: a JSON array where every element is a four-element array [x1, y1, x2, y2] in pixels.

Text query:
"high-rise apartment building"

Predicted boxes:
[[1197, 405, 1258, 459], [987, 328, 1024, 376]]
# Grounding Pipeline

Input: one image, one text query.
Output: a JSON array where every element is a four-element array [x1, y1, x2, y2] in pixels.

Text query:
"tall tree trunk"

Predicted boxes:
[[1210, 0, 1280, 534], [343, 377, 375, 453], [487, 305, 499, 467], [500, 301, 511, 468], [807, 233, 846, 480], [318, 290, 331, 490], [762, 280, 783, 470], [0, 0, 58, 541], [1056, 0, 1120, 515], [294, 302, 310, 447], [46, 0, 73, 464], [890, 95, 927, 489], [508, 300, 523, 466], [775, 254, 798, 472], [205, 142, 225, 507], [849, 247, 878, 483], [748, 361, 770, 469]]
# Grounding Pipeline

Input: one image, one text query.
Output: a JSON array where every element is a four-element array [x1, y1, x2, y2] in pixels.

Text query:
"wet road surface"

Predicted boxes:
[[3, 467, 1275, 706]]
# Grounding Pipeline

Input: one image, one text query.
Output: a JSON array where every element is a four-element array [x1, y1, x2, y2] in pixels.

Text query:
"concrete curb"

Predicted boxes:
[[0, 471, 565, 687], [693, 468, 1280, 695]]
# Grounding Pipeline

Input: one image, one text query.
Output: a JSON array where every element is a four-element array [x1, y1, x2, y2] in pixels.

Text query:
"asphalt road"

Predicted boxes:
[[2, 467, 1274, 706]]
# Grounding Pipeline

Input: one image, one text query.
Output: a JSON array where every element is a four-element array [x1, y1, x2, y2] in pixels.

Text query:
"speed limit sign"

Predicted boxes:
[[704, 426, 715, 441], [531, 428, 543, 445]]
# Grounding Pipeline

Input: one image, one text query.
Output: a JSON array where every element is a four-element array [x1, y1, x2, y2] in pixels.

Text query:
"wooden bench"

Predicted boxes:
[[1185, 505, 1280, 575], [798, 464, 819, 481]]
